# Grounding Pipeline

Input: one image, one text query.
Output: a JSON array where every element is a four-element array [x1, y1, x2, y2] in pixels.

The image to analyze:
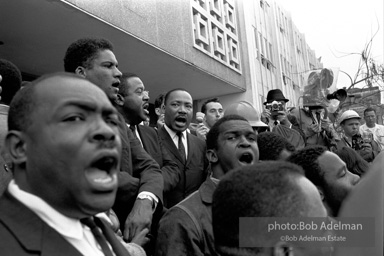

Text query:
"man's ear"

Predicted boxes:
[[161, 104, 166, 114], [75, 66, 86, 77], [273, 241, 293, 256], [206, 149, 218, 164], [114, 94, 125, 107], [5, 131, 27, 166]]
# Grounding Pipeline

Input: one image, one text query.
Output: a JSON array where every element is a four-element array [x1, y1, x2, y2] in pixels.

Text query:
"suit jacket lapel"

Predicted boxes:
[[136, 125, 148, 150], [0, 191, 83, 256], [185, 132, 194, 164], [117, 112, 133, 175], [159, 126, 185, 164]]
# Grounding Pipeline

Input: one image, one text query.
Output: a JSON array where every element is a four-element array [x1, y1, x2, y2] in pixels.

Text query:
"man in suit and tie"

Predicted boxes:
[[114, 73, 180, 254], [0, 73, 146, 255], [155, 115, 260, 256], [115, 73, 180, 193], [158, 88, 207, 208], [64, 38, 163, 243], [261, 89, 305, 149]]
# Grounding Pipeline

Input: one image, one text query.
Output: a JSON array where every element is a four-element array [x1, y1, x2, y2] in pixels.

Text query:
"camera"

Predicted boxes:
[[266, 101, 284, 112], [361, 131, 373, 143], [352, 134, 365, 151]]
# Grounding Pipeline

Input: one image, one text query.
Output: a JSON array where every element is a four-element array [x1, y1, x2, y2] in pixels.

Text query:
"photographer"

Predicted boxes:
[[290, 106, 338, 151], [336, 110, 380, 162], [261, 89, 305, 149]]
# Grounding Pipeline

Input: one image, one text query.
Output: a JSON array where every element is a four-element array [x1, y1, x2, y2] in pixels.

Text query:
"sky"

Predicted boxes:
[[278, 0, 383, 89]]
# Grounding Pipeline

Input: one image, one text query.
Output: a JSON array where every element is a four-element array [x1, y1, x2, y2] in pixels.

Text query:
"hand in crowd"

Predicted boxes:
[[320, 118, 331, 132], [114, 227, 149, 249], [195, 123, 209, 140], [359, 142, 373, 152], [261, 108, 271, 121], [108, 209, 123, 236], [109, 208, 148, 246], [357, 143, 374, 162], [307, 123, 322, 135], [275, 110, 292, 127], [124, 198, 153, 246]]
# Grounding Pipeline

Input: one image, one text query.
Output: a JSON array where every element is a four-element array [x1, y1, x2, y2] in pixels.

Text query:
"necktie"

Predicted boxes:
[[177, 131, 186, 163], [81, 217, 114, 256], [274, 120, 278, 126], [130, 125, 137, 138], [93, 217, 132, 256]]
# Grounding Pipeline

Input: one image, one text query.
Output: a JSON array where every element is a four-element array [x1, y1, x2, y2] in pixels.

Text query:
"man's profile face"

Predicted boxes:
[[341, 118, 360, 137], [164, 90, 193, 132], [204, 102, 223, 128], [25, 77, 121, 218], [121, 77, 149, 125], [82, 49, 122, 101], [215, 120, 259, 173], [364, 110, 376, 128], [317, 151, 360, 214]]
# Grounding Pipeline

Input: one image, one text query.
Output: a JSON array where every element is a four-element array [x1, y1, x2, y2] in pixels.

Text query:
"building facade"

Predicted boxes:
[[0, 0, 322, 118]]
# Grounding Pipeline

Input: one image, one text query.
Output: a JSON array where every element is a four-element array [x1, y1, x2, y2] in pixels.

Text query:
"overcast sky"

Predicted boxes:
[[277, 0, 383, 89]]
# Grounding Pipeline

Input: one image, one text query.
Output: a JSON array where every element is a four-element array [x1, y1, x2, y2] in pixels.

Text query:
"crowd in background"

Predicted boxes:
[[0, 37, 382, 256]]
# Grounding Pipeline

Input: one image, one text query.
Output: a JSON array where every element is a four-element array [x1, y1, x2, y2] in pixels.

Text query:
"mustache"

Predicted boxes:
[[96, 140, 119, 149]]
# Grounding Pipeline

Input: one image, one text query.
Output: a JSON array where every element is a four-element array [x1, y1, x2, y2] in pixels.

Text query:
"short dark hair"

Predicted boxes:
[[286, 145, 328, 187], [363, 107, 376, 116], [117, 72, 139, 97], [64, 38, 114, 72], [257, 132, 295, 160], [212, 161, 307, 256], [336, 147, 369, 176], [0, 59, 22, 105], [154, 93, 165, 109], [201, 97, 220, 114], [164, 88, 190, 105], [206, 114, 248, 150], [8, 72, 86, 132]]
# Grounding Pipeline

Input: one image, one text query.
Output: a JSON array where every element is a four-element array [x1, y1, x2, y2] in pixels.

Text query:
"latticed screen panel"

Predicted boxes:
[[191, 0, 241, 73]]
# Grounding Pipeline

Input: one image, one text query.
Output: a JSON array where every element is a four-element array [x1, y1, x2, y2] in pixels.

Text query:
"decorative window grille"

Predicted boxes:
[[191, 0, 241, 73]]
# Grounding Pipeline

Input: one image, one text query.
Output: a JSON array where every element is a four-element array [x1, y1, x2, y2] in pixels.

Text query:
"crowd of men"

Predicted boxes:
[[0, 37, 382, 256]]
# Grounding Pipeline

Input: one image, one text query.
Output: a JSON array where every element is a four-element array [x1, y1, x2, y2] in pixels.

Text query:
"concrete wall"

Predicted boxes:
[[69, 0, 248, 91]]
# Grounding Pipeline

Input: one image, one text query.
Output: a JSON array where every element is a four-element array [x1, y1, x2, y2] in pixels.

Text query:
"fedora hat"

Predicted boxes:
[[264, 89, 289, 105]]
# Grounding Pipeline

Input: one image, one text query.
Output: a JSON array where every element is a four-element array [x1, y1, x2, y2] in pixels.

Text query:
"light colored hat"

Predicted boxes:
[[224, 101, 268, 127], [339, 110, 361, 125]]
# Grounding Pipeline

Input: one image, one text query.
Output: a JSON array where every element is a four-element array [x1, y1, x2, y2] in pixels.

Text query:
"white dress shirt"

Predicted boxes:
[[164, 124, 188, 158], [8, 180, 110, 256], [359, 123, 384, 150]]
